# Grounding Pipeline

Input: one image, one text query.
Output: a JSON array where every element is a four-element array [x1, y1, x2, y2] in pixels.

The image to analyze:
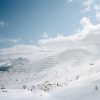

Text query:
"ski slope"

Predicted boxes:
[[0, 44, 100, 100]]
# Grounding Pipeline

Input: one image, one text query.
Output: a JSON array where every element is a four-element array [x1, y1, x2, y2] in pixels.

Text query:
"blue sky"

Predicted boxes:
[[0, 0, 100, 48]]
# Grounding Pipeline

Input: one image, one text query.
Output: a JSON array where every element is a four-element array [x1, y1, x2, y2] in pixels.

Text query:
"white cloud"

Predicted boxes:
[[83, 0, 94, 12], [0, 44, 41, 56], [42, 32, 48, 39], [38, 16, 100, 51], [0, 21, 6, 27], [0, 36, 21, 44], [1, 0, 100, 53], [1, 16, 100, 53], [82, 0, 100, 13], [96, 12, 100, 21], [67, 0, 74, 3], [1, 13, 100, 53], [7, 38, 21, 44], [80, 17, 91, 26], [93, 4, 100, 11], [38, 17, 92, 44]]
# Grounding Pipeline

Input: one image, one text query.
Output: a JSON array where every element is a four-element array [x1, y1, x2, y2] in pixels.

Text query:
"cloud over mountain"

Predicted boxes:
[[38, 16, 100, 51]]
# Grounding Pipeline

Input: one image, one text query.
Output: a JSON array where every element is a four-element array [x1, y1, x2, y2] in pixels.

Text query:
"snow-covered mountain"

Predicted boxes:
[[0, 44, 100, 100]]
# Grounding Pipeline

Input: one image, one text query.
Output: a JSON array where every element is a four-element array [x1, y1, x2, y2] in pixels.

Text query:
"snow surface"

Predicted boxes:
[[0, 44, 100, 100]]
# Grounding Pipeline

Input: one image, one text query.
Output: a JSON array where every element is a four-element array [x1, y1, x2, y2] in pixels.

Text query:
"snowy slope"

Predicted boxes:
[[47, 72, 100, 100], [0, 44, 100, 100]]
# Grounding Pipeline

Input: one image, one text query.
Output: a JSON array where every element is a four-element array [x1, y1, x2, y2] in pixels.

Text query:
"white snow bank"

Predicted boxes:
[[0, 89, 49, 100]]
